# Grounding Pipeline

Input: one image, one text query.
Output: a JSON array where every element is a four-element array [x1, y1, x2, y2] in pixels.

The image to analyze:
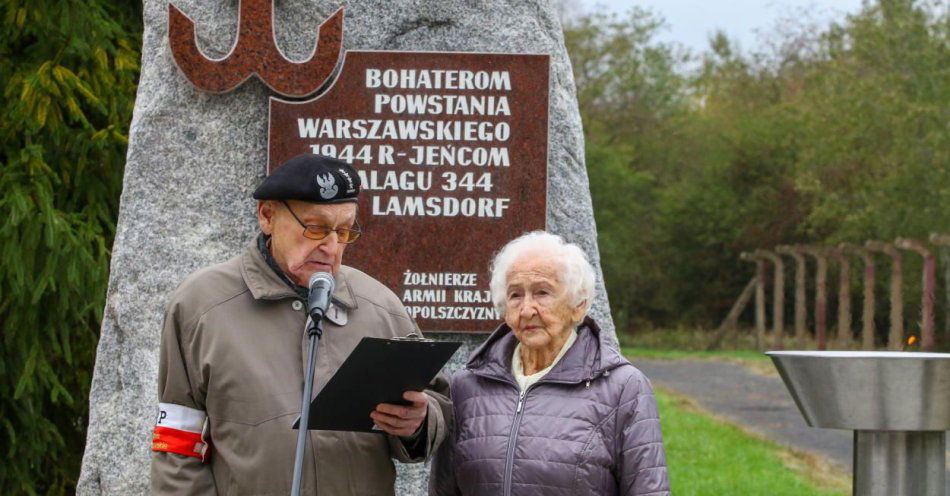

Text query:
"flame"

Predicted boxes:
[[907, 335, 918, 346]]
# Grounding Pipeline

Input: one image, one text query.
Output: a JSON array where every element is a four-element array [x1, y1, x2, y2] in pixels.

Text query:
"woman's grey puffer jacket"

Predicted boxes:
[[429, 317, 671, 496]]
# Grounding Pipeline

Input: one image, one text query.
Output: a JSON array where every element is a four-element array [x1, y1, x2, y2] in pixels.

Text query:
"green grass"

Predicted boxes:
[[656, 388, 850, 496], [623, 347, 778, 377], [622, 347, 770, 361]]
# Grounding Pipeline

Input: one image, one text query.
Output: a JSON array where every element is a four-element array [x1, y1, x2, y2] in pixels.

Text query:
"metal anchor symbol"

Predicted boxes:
[[168, 1, 344, 98]]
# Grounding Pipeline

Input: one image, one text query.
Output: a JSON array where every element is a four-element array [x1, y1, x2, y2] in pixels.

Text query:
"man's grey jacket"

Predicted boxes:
[[151, 241, 450, 495]]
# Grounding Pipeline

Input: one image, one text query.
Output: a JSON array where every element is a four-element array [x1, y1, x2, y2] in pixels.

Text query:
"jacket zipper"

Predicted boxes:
[[503, 387, 529, 496], [467, 369, 606, 496]]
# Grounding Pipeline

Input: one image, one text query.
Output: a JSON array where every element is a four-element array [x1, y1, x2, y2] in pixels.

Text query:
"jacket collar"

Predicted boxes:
[[240, 239, 357, 309], [466, 316, 626, 384]]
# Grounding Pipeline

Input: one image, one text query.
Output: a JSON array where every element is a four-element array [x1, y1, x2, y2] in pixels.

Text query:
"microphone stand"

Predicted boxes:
[[291, 316, 324, 496]]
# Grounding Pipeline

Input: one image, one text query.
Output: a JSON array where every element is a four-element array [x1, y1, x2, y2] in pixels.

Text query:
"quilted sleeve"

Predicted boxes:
[[616, 370, 670, 496], [427, 375, 461, 496]]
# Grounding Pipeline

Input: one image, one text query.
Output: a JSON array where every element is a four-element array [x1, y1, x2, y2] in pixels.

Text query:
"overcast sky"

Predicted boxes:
[[572, 1, 865, 54]]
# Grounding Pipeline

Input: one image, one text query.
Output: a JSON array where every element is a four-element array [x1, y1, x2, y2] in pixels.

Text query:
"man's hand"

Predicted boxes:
[[371, 391, 428, 438]]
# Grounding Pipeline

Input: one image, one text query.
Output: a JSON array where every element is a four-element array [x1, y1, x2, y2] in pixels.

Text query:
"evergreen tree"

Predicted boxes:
[[0, 1, 141, 492]]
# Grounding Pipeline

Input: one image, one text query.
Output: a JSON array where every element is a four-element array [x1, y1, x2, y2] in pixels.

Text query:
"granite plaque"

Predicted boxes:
[[269, 51, 549, 331], [80, 2, 613, 493]]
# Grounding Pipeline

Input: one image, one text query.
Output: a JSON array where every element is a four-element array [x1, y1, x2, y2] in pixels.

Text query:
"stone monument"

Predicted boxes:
[[78, 1, 615, 494]]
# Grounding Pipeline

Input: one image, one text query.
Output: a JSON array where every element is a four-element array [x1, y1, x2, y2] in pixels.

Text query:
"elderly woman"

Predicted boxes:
[[429, 231, 670, 496]]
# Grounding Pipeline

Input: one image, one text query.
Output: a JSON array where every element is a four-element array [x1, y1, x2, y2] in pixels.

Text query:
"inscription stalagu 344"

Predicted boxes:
[[270, 51, 549, 332]]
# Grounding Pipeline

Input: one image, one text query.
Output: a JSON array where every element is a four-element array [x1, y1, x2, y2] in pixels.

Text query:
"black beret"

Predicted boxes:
[[254, 154, 361, 203]]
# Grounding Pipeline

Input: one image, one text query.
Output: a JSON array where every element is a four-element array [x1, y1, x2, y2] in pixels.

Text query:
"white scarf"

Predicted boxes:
[[511, 328, 578, 392]]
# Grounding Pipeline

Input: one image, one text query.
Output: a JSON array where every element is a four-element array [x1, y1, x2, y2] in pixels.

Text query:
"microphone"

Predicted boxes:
[[307, 272, 335, 320]]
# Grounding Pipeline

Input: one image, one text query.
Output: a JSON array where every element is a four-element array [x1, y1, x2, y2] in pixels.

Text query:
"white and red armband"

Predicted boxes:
[[152, 402, 211, 462]]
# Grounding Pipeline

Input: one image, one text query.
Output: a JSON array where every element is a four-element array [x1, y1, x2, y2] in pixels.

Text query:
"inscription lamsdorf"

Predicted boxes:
[[269, 51, 549, 331]]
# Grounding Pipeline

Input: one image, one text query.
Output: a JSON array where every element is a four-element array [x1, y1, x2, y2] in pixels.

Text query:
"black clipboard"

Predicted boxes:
[[293, 335, 461, 433]]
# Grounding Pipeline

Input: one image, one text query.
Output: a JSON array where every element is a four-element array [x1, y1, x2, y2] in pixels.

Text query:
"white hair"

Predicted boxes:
[[489, 231, 595, 318]]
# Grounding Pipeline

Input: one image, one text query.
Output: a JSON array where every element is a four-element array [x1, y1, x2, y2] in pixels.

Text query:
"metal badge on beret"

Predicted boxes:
[[252, 154, 361, 203]]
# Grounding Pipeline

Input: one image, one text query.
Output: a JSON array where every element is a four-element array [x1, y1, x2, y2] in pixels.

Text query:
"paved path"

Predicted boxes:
[[632, 358, 949, 493]]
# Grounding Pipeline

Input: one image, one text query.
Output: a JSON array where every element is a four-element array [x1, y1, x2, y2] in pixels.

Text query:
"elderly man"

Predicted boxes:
[[151, 154, 450, 495]]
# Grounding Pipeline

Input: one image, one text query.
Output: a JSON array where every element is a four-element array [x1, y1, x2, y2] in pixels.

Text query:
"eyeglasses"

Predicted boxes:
[[280, 201, 362, 244]]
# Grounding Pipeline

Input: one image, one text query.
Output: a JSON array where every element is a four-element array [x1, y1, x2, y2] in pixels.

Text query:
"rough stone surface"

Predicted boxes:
[[78, 1, 615, 494]]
